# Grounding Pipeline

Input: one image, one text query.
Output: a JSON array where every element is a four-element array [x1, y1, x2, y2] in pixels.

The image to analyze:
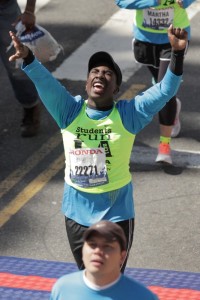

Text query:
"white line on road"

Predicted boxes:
[[53, 1, 200, 82], [53, 9, 136, 82]]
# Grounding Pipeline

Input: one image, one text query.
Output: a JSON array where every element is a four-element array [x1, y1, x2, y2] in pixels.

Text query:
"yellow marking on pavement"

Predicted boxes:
[[0, 133, 61, 199], [119, 83, 146, 100], [0, 153, 64, 228]]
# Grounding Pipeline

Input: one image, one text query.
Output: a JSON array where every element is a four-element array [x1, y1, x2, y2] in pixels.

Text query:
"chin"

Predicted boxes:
[[91, 94, 104, 99], [89, 262, 104, 270]]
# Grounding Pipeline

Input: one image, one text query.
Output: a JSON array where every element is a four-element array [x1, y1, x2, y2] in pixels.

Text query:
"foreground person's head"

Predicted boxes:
[[82, 220, 127, 285]]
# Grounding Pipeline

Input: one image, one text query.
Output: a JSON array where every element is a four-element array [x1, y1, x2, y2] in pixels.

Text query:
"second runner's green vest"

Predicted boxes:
[[135, 1, 190, 34]]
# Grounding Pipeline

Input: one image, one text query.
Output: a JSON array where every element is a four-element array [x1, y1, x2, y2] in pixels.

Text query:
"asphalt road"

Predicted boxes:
[[0, 0, 200, 273]]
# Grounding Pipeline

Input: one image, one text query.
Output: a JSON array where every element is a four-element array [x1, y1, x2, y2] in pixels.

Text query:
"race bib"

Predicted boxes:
[[69, 147, 108, 187], [142, 7, 174, 30]]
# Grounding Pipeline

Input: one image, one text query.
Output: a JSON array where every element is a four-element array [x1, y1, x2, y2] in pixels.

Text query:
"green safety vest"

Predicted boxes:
[[61, 102, 135, 193], [135, 1, 190, 34]]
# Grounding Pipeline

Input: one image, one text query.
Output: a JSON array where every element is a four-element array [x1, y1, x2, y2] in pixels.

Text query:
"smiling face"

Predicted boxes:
[[82, 233, 126, 286], [85, 64, 119, 110]]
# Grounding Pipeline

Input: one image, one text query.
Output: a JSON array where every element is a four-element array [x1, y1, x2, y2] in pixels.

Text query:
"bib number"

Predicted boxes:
[[69, 147, 108, 187], [143, 7, 174, 30]]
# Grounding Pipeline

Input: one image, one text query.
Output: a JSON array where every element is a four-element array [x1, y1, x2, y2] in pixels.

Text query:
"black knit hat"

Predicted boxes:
[[88, 51, 122, 86]]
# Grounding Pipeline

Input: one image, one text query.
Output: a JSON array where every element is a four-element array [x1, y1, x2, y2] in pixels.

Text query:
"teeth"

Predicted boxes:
[[94, 83, 103, 87]]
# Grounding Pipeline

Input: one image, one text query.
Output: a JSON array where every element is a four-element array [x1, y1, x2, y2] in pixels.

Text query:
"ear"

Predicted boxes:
[[113, 86, 119, 95], [120, 250, 127, 266]]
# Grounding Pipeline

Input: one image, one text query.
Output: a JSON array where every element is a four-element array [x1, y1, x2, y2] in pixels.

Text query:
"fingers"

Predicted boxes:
[[9, 31, 29, 61], [173, 27, 188, 40], [9, 31, 20, 47], [9, 47, 24, 61], [167, 24, 174, 36], [173, 27, 182, 37], [9, 54, 20, 62], [21, 13, 36, 30], [168, 26, 182, 37], [9, 30, 21, 43], [168, 25, 187, 40], [179, 28, 188, 40], [167, 24, 188, 51]]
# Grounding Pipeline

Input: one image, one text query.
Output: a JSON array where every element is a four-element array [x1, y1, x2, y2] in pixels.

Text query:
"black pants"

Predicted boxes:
[[133, 39, 178, 126], [65, 217, 135, 273], [148, 62, 177, 126]]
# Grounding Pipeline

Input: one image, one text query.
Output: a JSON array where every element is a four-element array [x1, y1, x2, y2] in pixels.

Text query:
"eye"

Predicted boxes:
[[90, 69, 98, 74], [105, 70, 112, 76], [87, 241, 97, 249], [103, 244, 114, 251]]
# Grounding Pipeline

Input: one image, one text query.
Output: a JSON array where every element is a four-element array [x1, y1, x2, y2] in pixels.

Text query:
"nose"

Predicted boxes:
[[93, 246, 103, 255], [96, 70, 105, 79]]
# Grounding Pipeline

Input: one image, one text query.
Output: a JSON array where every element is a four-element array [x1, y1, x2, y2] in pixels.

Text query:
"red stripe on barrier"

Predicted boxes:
[[149, 286, 200, 300], [0, 272, 200, 299], [0, 273, 56, 291]]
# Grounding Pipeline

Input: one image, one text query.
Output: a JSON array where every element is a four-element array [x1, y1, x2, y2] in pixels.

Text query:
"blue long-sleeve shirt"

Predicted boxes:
[[22, 58, 182, 225]]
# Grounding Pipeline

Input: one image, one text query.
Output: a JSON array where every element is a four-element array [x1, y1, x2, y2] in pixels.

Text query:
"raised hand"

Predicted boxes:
[[9, 31, 29, 62], [20, 11, 36, 29], [12, 11, 36, 30], [167, 24, 188, 51]]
